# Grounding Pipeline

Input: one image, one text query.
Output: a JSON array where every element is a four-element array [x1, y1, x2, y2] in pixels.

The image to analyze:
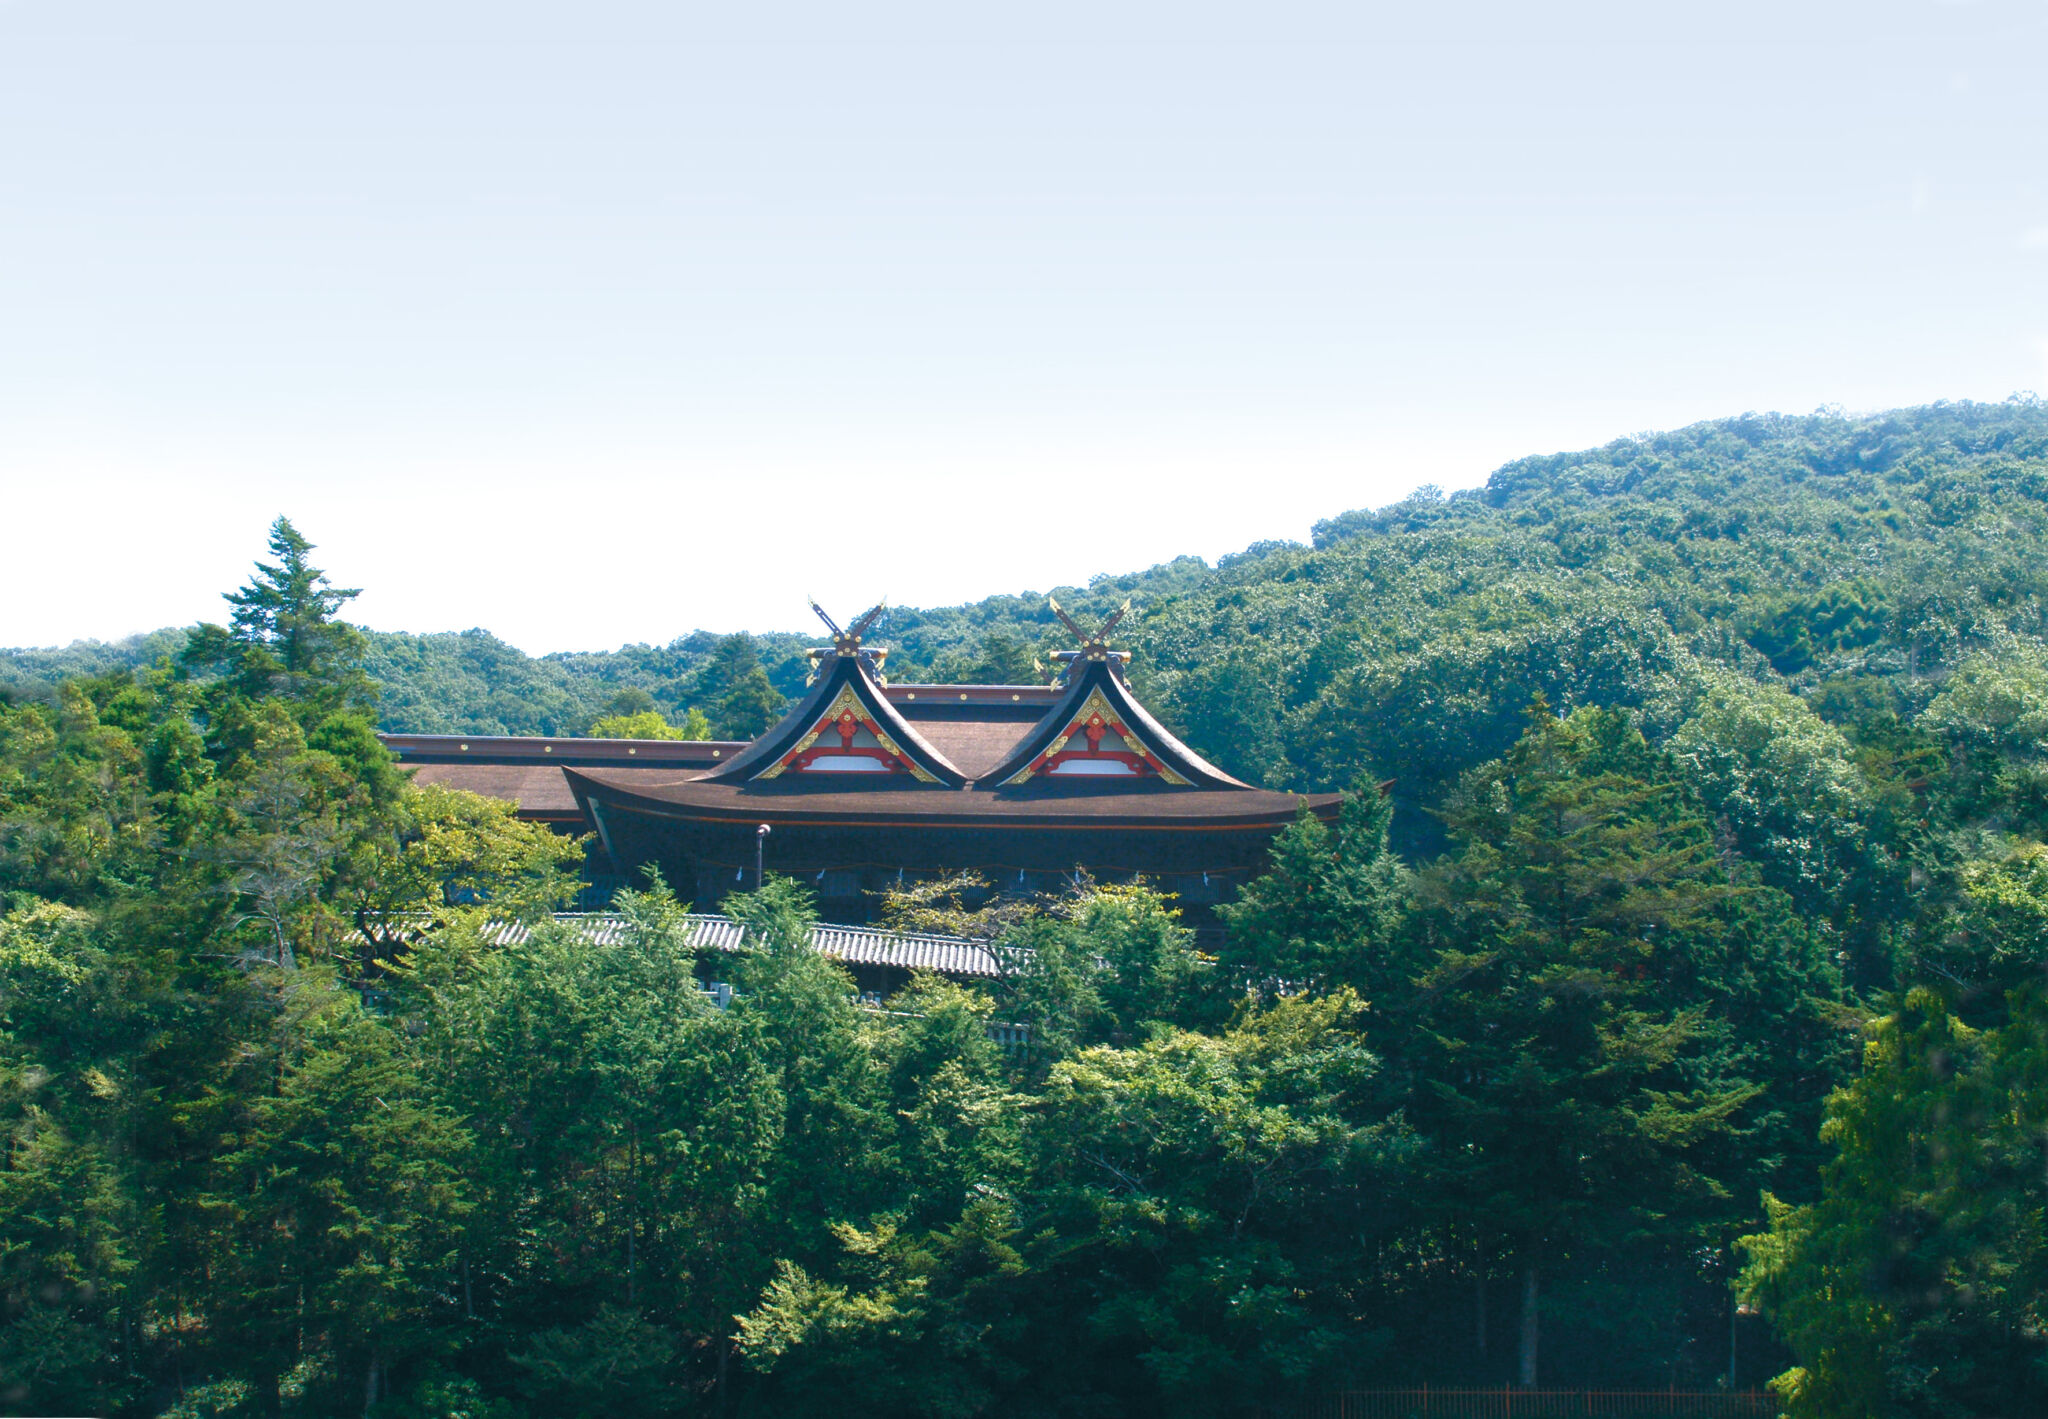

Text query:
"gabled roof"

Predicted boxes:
[[695, 649, 971, 788], [976, 658, 1252, 790]]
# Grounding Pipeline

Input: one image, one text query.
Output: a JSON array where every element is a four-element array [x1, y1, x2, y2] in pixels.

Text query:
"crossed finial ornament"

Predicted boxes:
[[806, 601, 889, 682], [1047, 597, 1132, 682]]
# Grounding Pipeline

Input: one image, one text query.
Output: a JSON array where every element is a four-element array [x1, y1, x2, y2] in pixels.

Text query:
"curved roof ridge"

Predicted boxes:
[[696, 651, 969, 787], [974, 660, 1253, 790]]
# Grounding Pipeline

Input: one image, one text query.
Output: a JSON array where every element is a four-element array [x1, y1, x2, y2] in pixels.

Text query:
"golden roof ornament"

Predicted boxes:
[[1048, 597, 1132, 683], [805, 601, 889, 684]]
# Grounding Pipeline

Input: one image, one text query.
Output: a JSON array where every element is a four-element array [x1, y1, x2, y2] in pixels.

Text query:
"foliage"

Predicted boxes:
[[1739, 988, 2048, 1419], [1215, 779, 1409, 1002], [9, 402, 2048, 1412], [586, 711, 684, 740], [348, 783, 586, 975], [1398, 706, 1783, 1381]]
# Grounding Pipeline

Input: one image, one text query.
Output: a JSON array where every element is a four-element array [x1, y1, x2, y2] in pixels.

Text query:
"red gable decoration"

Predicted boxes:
[[1009, 686, 1189, 783], [694, 602, 971, 788], [767, 685, 935, 779]]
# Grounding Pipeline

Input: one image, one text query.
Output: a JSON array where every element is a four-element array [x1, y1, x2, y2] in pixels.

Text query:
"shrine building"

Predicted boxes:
[[382, 602, 1341, 929]]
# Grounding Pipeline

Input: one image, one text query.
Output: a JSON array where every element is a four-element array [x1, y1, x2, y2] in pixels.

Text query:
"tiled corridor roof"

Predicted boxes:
[[468, 911, 1002, 979]]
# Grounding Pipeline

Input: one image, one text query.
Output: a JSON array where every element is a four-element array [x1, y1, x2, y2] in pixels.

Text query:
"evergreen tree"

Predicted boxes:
[[695, 634, 758, 705], [1216, 776, 1409, 1003], [1402, 704, 1765, 1386], [692, 634, 786, 740], [209, 984, 471, 1413], [180, 517, 375, 727], [1740, 987, 2048, 1419], [717, 667, 784, 740]]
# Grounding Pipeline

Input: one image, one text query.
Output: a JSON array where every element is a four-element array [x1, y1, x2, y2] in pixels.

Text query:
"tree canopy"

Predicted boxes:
[[8, 401, 2048, 1416]]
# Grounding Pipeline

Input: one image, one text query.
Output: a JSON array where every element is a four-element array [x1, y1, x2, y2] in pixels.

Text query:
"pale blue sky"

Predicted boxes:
[[3, 1, 2046, 651]]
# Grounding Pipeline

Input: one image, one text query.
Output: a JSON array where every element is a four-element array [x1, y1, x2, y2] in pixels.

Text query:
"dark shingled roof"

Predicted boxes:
[[906, 719, 1041, 779], [405, 762, 586, 816], [387, 735, 751, 821], [565, 767, 1338, 830]]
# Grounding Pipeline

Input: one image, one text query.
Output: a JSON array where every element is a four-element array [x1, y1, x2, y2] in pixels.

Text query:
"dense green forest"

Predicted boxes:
[[5, 400, 2048, 1417]]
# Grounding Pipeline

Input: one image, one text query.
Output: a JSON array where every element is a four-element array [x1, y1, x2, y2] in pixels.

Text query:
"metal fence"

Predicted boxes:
[[1251, 1391, 1777, 1419]]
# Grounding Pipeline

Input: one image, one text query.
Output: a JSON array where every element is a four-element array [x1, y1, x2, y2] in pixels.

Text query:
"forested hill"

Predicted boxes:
[[11, 399, 2048, 1415], [9, 397, 2047, 814], [13, 398, 2048, 791], [1138, 398, 2048, 835]]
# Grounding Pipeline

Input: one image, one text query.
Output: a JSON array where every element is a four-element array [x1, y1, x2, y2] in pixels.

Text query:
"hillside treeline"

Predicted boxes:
[[4, 399, 2048, 1417], [10, 400, 2048, 779]]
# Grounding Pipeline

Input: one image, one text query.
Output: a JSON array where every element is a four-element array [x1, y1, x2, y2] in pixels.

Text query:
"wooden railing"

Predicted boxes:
[[1251, 1391, 1777, 1419]]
